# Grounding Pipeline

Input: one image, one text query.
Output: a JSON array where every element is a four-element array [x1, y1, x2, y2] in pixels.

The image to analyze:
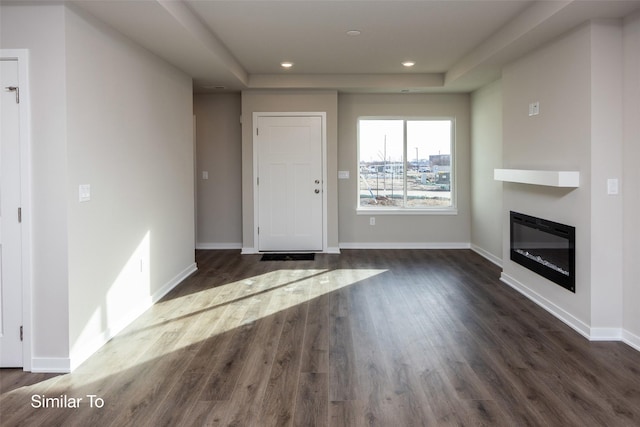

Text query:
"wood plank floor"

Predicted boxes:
[[2, 249, 640, 426]]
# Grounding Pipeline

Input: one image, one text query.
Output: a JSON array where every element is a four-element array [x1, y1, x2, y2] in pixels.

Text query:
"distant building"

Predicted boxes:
[[429, 154, 450, 166]]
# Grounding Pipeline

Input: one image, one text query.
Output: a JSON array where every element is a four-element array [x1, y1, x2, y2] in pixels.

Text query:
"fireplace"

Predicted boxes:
[[510, 211, 575, 292]]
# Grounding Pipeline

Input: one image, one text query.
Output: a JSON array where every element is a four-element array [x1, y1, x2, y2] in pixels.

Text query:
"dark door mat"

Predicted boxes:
[[261, 253, 315, 261]]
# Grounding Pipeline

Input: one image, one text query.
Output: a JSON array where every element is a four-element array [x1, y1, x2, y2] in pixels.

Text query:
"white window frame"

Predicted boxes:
[[356, 116, 457, 215]]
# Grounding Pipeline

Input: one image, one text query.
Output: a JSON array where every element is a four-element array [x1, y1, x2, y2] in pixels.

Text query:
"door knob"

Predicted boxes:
[[314, 189, 320, 194]]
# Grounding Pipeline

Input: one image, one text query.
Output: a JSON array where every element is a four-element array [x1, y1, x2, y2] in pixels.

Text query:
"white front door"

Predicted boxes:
[[0, 59, 23, 367], [257, 115, 323, 251]]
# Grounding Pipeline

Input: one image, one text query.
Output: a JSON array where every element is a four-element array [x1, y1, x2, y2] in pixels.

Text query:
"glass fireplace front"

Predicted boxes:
[[510, 211, 575, 293]]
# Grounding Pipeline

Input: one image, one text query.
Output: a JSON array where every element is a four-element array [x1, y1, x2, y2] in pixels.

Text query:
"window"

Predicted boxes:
[[358, 118, 454, 212]]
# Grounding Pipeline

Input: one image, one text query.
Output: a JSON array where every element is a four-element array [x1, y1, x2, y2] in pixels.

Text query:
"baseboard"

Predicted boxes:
[[31, 357, 71, 374], [196, 242, 242, 250], [623, 329, 640, 352], [470, 244, 502, 267], [589, 328, 623, 341], [500, 273, 640, 353], [242, 246, 341, 254], [153, 263, 198, 303], [68, 262, 197, 372], [499, 272, 591, 339], [339, 242, 471, 250]]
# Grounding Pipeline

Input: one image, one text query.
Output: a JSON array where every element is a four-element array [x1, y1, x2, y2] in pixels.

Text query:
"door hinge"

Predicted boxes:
[[256, 128, 259, 136], [257, 177, 259, 186], [20, 326, 23, 341], [6, 86, 20, 104], [257, 226, 260, 235], [18, 207, 22, 223]]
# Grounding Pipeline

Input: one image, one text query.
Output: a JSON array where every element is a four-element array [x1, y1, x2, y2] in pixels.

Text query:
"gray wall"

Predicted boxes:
[[65, 6, 195, 368], [500, 20, 628, 337], [2, 3, 71, 368], [337, 93, 471, 247], [502, 22, 592, 325], [470, 80, 503, 265], [623, 10, 640, 343], [194, 93, 243, 248], [2, 3, 196, 371]]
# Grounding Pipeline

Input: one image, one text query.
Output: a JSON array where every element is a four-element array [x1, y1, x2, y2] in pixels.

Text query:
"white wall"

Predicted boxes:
[[194, 93, 242, 248], [65, 6, 195, 369], [1, 3, 71, 368], [623, 11, 640, 345], [470, 80, 503, 265], [241, 90, 339, 252], [337, 93, 471, 247]]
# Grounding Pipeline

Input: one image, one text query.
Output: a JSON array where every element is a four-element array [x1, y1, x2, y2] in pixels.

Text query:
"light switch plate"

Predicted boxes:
[[607, 178, 619, 195], [79, 184, 91, 202], [338, 170, 350, 179], [528, 101, 540, 116], [202, 171, 209, 180]]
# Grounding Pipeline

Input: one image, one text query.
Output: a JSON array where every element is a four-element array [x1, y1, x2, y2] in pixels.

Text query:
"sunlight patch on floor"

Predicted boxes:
[[56, 268, 387, 383]]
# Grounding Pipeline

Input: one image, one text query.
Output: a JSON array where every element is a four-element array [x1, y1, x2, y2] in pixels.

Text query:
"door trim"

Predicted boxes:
[[1, 49, 32, 371], [252, 112, 327, 253]]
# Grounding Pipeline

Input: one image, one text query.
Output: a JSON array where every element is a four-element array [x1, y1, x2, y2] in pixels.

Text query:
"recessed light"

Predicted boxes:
[[281, 62, 294, 69], [402, 61, 416, 67], [346, 30, 361, 36]]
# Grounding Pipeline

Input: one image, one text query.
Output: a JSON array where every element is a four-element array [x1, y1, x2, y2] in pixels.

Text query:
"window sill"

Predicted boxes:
[[357, 208, 458, 216]]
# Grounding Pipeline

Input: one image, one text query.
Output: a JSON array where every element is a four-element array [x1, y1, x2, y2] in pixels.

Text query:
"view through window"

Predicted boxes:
[[358, 118, 453, 210]]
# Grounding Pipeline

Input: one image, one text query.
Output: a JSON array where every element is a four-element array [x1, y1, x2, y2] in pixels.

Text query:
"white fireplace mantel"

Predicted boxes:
[[494, 169, 580, 188]]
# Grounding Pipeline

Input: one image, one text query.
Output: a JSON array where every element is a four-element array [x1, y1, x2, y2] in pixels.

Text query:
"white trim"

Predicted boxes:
[[357, 116, 456, 212], [500, 272, 591, 339], [589, 328, 623, 341], [31, 358, 71, 374], [153, 263, 198, 303], [339, 242, 471, 250], [622, 329, 640, 352], [196, 242, 242, 250], [470, 244, 503, 267], [500, 272, 640, 353], [252, 112, 328, 252], [68, 262, 197, 372], [356, 208, 458, 216], [242, 246, 340, 255], [1, 49, 33, 371], [494, 169, 580, 187]]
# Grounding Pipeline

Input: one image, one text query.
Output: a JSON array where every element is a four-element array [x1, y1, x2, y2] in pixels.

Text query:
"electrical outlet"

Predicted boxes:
[[370, 217, 375, 226]]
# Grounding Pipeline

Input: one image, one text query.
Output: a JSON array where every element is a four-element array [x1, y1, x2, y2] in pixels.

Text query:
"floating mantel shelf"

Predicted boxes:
[[494, 169, 580, 188]]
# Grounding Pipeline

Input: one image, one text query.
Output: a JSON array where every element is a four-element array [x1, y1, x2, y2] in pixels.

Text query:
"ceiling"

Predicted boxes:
[[72, 0, 640, 93]]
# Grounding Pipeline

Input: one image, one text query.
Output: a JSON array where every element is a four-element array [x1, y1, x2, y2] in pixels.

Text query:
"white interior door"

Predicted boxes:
[[257, 115, 323, 251], [1, 59, 23, 367]]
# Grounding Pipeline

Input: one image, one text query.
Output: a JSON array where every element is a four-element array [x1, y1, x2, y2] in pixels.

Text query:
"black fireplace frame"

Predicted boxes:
[[510, 211, 575, 293]]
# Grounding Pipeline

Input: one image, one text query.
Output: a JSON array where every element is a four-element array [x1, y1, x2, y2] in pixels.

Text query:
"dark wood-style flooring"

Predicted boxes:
[[2, 249, 640, 426]]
